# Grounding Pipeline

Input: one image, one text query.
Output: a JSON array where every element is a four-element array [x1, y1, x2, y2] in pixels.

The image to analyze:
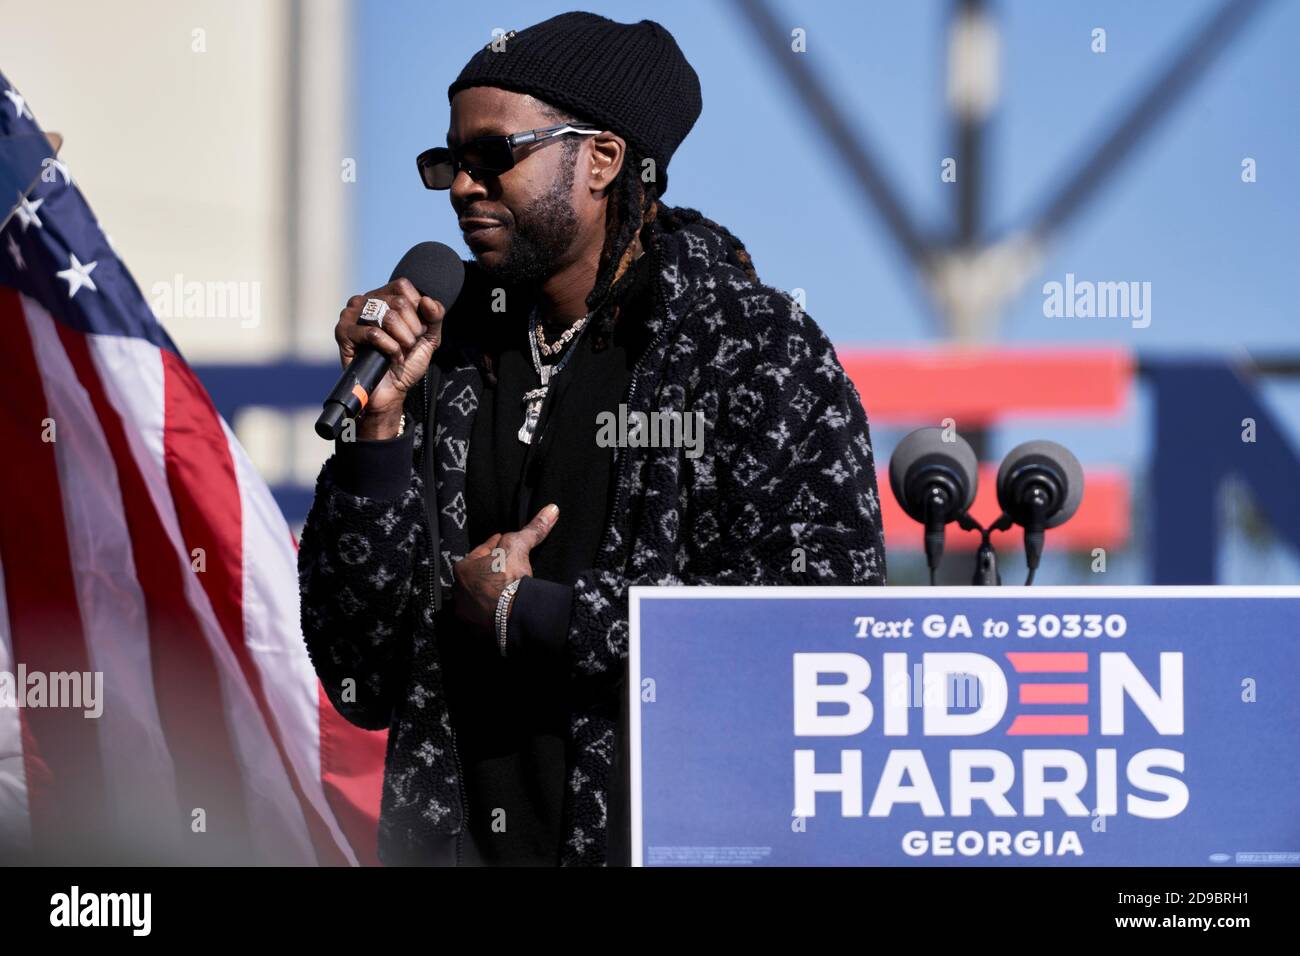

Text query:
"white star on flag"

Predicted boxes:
[[14, 192, 43, 231], [3, 87, 32, 119], [56, 252, 98, 298], [6, 233, 23, 270]]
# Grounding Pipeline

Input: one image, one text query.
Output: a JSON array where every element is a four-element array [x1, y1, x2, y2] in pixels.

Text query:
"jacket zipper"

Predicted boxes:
[[595, 244, 671, 564], [420, 246, 668, 864], [420, 371, 468, 866]]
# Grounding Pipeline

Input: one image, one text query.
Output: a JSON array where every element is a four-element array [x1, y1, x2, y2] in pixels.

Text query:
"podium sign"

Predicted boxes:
[[628, 587, 1300, 866]]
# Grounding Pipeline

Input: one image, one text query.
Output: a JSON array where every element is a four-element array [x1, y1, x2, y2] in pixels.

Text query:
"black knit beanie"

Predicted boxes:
[[447, 11, 701, 197]]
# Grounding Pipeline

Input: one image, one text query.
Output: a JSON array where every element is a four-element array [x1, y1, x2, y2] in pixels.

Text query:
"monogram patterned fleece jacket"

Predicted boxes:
[[298, 214, 887, 866]]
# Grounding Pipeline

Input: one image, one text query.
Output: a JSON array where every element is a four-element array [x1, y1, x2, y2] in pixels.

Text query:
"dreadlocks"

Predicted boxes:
[[539, 102, 760, 349]]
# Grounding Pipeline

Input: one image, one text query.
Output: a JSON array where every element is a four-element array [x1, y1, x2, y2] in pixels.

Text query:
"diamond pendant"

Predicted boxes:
[[517, 398, 543, 444], [518, 379, 549, 444]]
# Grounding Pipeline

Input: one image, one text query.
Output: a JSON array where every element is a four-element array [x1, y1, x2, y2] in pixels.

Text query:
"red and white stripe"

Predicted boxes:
[[0, 289, 384, 864]]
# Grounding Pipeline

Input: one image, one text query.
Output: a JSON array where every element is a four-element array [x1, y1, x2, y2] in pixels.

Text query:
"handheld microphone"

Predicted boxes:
[[995, 439, 1084, 584], [889, 427, 979, 583], [315, 242, 466, 440]]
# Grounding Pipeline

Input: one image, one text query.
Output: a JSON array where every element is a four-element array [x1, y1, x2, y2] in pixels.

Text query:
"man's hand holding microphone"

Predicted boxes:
[[333, 278, 445, 440], [319, 242, 560, 643]]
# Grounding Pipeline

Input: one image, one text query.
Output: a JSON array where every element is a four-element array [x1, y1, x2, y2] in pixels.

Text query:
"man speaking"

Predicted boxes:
[[299, 11, 886, 867]]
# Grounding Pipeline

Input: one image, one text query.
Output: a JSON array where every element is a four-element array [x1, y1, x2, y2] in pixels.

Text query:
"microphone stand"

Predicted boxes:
[[954, 512, 1015, 586]]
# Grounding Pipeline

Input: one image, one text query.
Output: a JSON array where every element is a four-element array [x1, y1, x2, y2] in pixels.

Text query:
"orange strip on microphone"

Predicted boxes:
[[351, 384, 368, 409]]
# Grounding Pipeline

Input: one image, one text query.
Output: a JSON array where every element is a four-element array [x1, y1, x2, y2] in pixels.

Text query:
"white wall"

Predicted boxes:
[[2, 0, 351, 494], [0, 0, 349, 362]]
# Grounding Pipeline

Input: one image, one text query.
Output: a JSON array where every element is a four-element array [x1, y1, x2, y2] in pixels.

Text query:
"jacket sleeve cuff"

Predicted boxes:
[[331, 429, 415, 500], [506, 576, 573, 665]]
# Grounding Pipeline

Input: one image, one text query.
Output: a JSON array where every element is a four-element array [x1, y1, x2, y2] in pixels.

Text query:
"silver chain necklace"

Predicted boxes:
[[518, 306, 591, 444]]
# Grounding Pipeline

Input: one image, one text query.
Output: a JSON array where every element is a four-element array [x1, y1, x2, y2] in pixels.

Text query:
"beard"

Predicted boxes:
[[473, 153, 578, 286]]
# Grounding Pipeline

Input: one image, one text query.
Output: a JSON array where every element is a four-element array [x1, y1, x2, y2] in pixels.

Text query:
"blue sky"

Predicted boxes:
[[350, 0, 1299, 351]]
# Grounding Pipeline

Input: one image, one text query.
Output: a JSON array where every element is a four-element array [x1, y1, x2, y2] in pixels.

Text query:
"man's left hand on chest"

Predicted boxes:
[[451, 503, 560, 633]]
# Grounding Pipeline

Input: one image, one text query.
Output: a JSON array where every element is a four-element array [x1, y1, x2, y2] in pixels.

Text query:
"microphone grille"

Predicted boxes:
[[390, 241, 466, 306]]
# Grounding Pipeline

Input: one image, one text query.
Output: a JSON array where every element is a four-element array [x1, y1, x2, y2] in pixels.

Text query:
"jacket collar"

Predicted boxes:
[[645, 215, 738, 341]]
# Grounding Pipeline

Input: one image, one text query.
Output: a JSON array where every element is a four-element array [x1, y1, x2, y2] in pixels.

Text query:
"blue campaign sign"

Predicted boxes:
[[628, 586, 1300, 867]]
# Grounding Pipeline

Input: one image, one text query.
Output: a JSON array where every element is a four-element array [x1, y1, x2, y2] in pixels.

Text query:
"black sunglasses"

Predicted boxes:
[[416, 123, 600, 190]]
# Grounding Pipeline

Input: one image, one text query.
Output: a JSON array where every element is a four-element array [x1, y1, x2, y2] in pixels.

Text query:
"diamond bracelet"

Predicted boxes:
[[495, 578, 522, 657]]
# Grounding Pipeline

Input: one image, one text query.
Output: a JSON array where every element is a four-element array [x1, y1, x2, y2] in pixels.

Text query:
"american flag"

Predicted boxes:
[[0, 72, 384, 865]]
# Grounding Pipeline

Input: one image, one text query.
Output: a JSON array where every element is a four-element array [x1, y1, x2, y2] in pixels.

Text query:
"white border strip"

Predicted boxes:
[[629, 590, 643, 866]]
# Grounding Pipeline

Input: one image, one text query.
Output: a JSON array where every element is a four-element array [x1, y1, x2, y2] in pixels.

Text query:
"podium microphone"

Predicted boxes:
[[315, 242, 465, 440], [889, 427, 979, 584], [996, 440, 1085, 585]]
